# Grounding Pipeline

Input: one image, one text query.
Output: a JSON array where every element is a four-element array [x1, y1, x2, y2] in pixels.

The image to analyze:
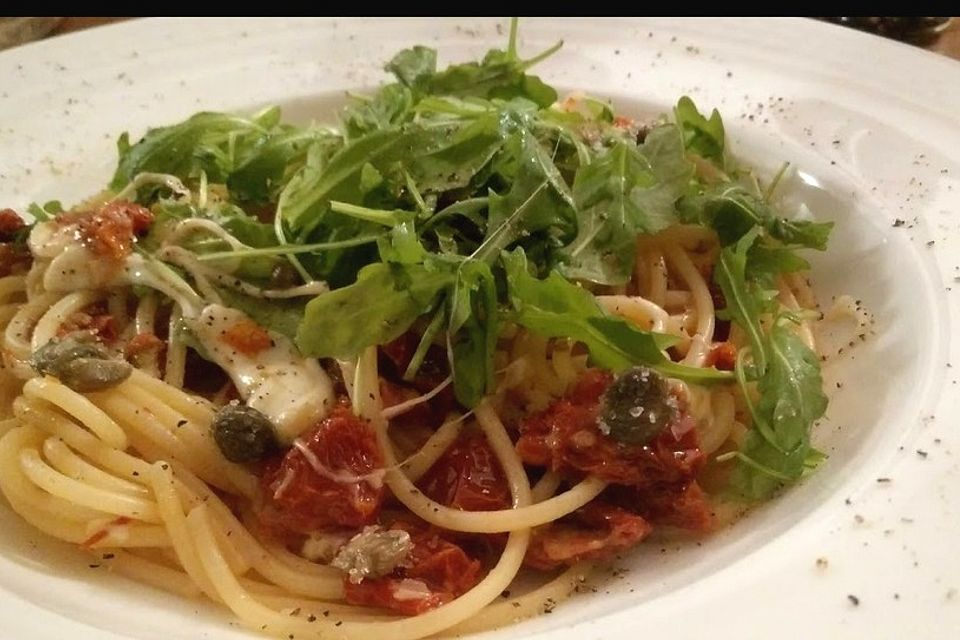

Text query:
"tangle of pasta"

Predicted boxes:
[[0, 209, 835, 639], [0, 28, 857, 636]]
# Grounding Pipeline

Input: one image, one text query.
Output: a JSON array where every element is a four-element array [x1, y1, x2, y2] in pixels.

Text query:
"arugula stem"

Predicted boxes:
[[420, 197, 489, 232], [403, 304, 447, 381], [471, 180, 549, 262], [728, 452, 793, 481], [519, 40, 565, 70], [330, 201, 409, 227], [403, 169, 429, 215], [507, 18, 519, 59], [196, 235, 381, 261], [763, 161, 790, 202], [734, 347, 786, 454]]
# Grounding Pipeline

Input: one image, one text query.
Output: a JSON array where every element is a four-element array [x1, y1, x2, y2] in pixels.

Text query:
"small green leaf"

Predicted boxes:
[[675, 96, 725, 165], [295, 262, 454, 359]]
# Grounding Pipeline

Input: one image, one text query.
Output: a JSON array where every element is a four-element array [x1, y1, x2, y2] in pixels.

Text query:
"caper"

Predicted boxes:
[[599, 366, 677, 445], [31, 336, 132, 392], [211, 403, 278, 463]]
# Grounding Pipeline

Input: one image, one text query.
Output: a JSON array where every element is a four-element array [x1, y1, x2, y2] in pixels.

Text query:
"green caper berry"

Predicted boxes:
[[31, 337, 132, 392], [211, 403, 278, 463], [600, 366, 677, 445]]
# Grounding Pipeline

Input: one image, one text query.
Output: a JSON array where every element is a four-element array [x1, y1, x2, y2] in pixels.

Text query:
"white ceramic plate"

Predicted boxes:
[[1, 17, 959, 640]]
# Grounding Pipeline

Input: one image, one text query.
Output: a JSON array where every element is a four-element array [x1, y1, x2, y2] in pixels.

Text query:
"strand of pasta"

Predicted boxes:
[[5, 292, 61, 376], [41, 437, 147, 495], [396, 414, 466, 482], [663, 242, 715, 366], [31, 290, 105, 352], [23, 377, 128, 449], [164, 304, 186, 389], [597, 295, 670, 333]]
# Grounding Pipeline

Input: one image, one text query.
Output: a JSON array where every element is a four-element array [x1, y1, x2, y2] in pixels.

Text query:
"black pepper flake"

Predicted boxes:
[[322, 610, 330, 618], [89, 563, 100, 569], [892, 219, 906, 227], [848, 594, 860, 606], [102, 553, 115, 560], [501, 590, 511, 599], [176, 419, 188, 428], [335, 621, 343, 627], [916, 449, 928, 458], [876, 477, 892, 483]]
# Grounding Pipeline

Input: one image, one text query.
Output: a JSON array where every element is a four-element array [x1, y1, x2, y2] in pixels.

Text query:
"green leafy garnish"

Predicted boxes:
[[96, 20, 835, 505], [675, 96, 725, 165], [295, 262, 454, 359]]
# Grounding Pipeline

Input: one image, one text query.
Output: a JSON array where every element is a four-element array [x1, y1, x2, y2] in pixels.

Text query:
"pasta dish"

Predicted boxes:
[[0, 22, 841, 639]]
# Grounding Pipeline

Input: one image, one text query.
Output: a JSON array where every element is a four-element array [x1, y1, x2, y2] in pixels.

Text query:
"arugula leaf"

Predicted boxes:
[[476, 131, 577, 262], [386, 19, 561, 108], [385, 46, 437, 90], [26, 200, 64, 222], [746, 244, 810, 282], [342, 84, 415, 140], [228, 126, 339, 202], [111, 109, 278, 190], [503, 249, 730, 383], [377, 220, 429, 265], [447, 261, 498, 407], [684, 187, 833, 249], [729, 321, 828, 499], [295, 261, 454, 359], [561, 125, 692, 284], [675, 96, 725, 165]]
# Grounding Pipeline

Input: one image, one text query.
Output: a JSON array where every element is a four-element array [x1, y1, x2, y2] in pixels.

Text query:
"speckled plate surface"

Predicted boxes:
[[1, 17, 959, 640]]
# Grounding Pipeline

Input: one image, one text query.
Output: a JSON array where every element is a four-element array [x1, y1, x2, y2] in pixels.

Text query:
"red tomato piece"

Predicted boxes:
[[633, 480, 715, 533], [258, 408, 384, 536], [343, 521, 481, 615], [57, 304, 117, 342], [379, 378, 434, 429], [59, 200, 153, 262], [705, 342, 737, 371], [220, 318, 273, 355], [380, 332, 419, 374], [524, 500, 652, 570], [0, 208, 26, 240], [0, 209, 31, 277], [125, 332, 164, 358], [419, 432, 511, 512], [516, 370, 705, 487]]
